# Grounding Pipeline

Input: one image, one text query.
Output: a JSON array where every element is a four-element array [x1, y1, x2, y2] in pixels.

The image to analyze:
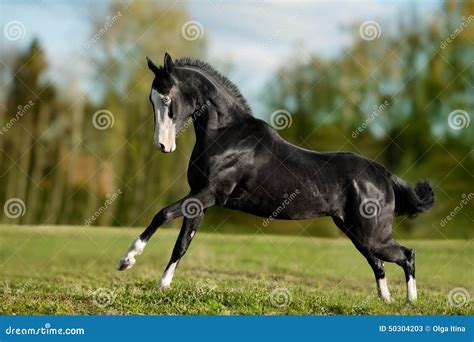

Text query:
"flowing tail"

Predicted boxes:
[[390, 175, 435, 218]]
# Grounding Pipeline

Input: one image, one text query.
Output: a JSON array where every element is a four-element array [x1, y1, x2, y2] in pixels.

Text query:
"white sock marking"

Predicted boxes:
[[159, 262, 177, 288], [377, 278, 392, 302], [130, 238, 146, 255], [407, 275, 417, 302], [117, 237, 147, 270]]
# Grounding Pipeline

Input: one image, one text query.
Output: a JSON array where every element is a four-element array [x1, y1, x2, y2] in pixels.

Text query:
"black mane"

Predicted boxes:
[[174, 57, 252, 114]]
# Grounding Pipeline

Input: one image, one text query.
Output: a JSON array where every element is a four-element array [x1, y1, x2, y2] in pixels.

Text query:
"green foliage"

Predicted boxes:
[[0, 2, 471, 238], [0, 2, 205, 228]]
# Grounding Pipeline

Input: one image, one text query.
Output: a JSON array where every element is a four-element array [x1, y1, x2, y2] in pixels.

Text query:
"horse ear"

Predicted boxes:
[[163, 52, 174, 74], [146, 56, 159, 74]]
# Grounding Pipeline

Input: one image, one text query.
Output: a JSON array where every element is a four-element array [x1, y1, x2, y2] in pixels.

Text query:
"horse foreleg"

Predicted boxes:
[[117, 191, 214, 271], [158, 213, 205, 288]]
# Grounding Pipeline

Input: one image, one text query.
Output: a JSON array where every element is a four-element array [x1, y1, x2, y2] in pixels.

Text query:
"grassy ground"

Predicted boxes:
[[0, 225, 472, 315]]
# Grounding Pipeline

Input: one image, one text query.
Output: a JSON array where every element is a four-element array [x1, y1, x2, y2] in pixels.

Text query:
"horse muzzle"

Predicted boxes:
[[154, 141, 176, 153]]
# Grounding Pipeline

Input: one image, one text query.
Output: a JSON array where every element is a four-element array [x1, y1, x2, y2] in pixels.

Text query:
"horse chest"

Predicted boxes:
[[187, 161, 208, 190]]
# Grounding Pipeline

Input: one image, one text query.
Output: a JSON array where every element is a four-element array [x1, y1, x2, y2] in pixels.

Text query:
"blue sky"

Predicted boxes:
[[1, 0, 441, 113]]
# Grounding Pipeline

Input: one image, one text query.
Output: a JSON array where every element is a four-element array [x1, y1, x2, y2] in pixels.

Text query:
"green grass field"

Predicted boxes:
[[0, 225, 472, 315]]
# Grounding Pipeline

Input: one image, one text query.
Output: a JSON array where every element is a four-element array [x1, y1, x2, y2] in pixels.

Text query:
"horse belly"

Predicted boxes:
[[224, 186, 330, 220]]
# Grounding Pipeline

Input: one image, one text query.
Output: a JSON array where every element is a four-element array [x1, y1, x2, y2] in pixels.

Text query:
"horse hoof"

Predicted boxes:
[[116, 257, 136, 271], [157, 280, 171, 290], [382, 296, 394, 304]]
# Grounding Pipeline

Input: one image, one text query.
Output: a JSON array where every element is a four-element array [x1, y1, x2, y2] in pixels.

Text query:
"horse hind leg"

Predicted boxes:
[[366, 255, 393, 302], [332, 216, 393, 303], [372, 241, 416, 302], [357, 204, 417, 302], [340, 216, 417, 303]]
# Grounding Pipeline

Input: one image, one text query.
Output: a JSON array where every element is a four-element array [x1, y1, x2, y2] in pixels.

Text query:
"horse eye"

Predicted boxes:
[[162, 96, 171, 106]]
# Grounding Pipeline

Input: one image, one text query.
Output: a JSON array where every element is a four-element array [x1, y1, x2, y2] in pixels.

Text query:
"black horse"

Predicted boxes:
[[118, 53, 434, 303]]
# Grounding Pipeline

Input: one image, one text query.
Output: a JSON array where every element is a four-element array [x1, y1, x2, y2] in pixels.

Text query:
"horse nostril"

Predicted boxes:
[[159, 143, 165, 151]]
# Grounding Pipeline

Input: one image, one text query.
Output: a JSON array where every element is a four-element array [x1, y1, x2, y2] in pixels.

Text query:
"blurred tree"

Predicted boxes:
[[1, 39, 52, 224], [0, 1, 471, 238]]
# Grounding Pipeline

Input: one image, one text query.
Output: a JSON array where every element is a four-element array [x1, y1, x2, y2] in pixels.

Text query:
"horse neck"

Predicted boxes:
[[192, 102, 249, 144], [188, 74, 250, 142]]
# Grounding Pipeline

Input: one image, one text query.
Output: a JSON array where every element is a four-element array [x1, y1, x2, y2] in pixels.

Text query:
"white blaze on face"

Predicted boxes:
[[151, 89, 176, 152]]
